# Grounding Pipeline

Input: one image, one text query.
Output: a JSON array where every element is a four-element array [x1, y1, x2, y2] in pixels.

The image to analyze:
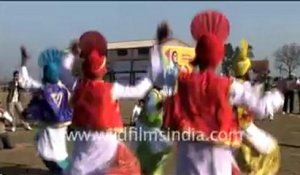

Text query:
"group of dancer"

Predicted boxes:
[[13, 9, 288, 175]]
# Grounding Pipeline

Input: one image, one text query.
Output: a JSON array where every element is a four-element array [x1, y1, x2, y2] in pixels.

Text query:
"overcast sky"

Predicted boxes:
[[1, 1, 300, 79]]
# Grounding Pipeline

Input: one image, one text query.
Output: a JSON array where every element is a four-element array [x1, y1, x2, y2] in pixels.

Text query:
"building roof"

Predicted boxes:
[[251, 59, 269, 74], [162, 38, 192, 47], [107, 38, 192, 50], [108, 40, 156, 50]]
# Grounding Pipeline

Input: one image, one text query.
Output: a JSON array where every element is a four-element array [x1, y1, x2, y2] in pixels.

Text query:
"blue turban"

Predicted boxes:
[[38, 48, 63, 84]]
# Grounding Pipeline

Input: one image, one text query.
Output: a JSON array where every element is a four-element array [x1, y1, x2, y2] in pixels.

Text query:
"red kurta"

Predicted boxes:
[[72, 79, 123, 131], [164, 70, 241, 146]]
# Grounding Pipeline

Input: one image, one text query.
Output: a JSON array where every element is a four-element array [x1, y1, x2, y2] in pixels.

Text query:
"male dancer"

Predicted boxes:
[[232, 39, 280, 175], [23, 48, 72, 174], [18, 43, 79, 91], [135, 87, 172, 175], [65, 31, 163, 174], [162, 10, 284, 175]]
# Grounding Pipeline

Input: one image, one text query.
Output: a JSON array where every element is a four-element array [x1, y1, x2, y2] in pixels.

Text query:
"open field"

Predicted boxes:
[[0, 115, 300, 174], [1, 92, 300, 174]]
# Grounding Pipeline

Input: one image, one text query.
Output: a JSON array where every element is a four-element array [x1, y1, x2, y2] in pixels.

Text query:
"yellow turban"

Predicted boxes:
[[233, 39, 251, 77]]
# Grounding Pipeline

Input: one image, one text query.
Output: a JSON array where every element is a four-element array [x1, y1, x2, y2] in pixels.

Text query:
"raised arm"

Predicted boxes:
[[112, 77, 152, 100], [111, 43, 167, 100], [60, 52, 78, 90], [230, 79, 284, 119], [18, 46, 42, 89], [111, 21, 171, 100], [19, 66, 42, 89]]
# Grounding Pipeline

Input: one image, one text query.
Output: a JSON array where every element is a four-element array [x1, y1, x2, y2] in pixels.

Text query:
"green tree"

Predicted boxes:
[[222, 43, 234, 75], [222, 43, 255, 75], [248, 45, 255, 58]]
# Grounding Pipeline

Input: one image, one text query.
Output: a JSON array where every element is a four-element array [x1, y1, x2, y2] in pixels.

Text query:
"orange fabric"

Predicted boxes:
[[79, 31, 108, 79], [163, 70, 240, 145], [106, 143, 141, 175], [79, 31, 107, 59], [234, 106, 254, 129], [193, 34, 225, 69], [190, 10, 230, 42], [72, 79, 122, 130], [190, 10, 229, 69], [82, 50, 107, 78]]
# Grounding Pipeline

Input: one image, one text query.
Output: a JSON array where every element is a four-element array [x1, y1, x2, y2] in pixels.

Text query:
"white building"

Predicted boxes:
[[106, 38, 192, 84]]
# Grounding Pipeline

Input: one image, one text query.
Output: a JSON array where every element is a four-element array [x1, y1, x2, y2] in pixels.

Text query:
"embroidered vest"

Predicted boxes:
[[72, 79, 122, 131], [163, 71, 242, 147], [25, 83, 72, 124]]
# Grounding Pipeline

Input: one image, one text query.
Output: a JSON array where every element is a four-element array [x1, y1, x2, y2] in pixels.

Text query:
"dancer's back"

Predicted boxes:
[[165, 70, 235, 137]]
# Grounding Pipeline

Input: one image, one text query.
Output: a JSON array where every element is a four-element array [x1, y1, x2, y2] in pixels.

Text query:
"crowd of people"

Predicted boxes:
[[262, 75, 300, 115], [0, 9, 296, 175]]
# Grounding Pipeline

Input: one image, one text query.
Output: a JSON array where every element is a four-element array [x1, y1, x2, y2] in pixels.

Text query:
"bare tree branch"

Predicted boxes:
[[274, 43, 300, 76]]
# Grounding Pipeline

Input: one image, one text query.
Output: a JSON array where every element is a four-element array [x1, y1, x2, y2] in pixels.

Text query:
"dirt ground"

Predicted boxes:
[[1, 90, 300, 175], [0, 114, 300, 175]]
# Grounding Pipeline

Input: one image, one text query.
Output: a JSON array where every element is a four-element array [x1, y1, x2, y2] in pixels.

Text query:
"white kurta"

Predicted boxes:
[[60, 53, 78, 91], [20, 45, 284, 175], [65, 77, 152, 175], [229, 80, 284, 119], [19, 63, 153, 174], [36, 126, 69, 162]]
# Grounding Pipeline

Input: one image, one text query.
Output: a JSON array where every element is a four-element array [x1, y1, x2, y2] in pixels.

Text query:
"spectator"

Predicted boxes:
[[264, 75, 272, 92], [283, 74, 295, 114], [0, 101, 14, 150], [297, 77, 300, 114], [6, 70, 32, 131], [131, 100, 144, 126]]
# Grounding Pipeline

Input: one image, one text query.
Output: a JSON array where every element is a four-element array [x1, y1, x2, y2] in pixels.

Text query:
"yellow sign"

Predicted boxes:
[[161, 46, 195, 73]]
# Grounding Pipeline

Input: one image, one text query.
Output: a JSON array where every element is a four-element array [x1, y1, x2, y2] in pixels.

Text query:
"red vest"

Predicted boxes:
[[72, 79, 123, 131], [164, 70, 241, 146]]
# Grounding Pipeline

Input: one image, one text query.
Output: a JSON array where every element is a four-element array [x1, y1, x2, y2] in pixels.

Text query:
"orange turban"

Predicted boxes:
[[190, 10, 230, 69], [79, 31, 107, 78]]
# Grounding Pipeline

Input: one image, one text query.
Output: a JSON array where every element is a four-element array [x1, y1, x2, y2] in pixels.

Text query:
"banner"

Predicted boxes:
[[159, 46, 195, 95], [160, 46, 195, 73]]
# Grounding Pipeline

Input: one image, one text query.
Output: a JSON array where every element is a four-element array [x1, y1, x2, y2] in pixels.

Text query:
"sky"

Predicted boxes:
[[1, 1, 300, 79]]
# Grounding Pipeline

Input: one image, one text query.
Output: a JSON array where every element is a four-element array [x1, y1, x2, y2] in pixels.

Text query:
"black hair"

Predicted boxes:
[[13, 70, 19, 77], [153, 86, 162, 91], [172, 51, 178, 62], [172, 51, 177, 57]]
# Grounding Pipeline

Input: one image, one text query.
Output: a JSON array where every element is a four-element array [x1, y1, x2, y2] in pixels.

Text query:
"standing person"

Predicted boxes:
[[65, 31, 162, 174], [283, 74, 295, 114], [135, 87, 172, 175], [22, 48, 72, 174], [297, 77, 300, 114], [162, 10, 284, 175], [6, 69, 32, 132], [61, 40, 81, 91], [131, 99, 144, 126], [232, 39, 280, 175], [0, 101, 14, 150]]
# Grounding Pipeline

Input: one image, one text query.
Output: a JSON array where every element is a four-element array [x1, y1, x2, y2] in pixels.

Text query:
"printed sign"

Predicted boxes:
[[159, 46, 195, 95], [160, 46, 195, 73]]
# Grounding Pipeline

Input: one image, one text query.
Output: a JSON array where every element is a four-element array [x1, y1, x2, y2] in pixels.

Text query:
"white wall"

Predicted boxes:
[[107, 47, 150, 84], [108, 47, 150, 62]]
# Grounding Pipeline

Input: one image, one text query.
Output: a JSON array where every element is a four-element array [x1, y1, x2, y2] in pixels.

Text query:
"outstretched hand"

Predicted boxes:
[[70, 40, 80, 57], [20, 45, 29, 66], [156, 21, 172, 45]]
